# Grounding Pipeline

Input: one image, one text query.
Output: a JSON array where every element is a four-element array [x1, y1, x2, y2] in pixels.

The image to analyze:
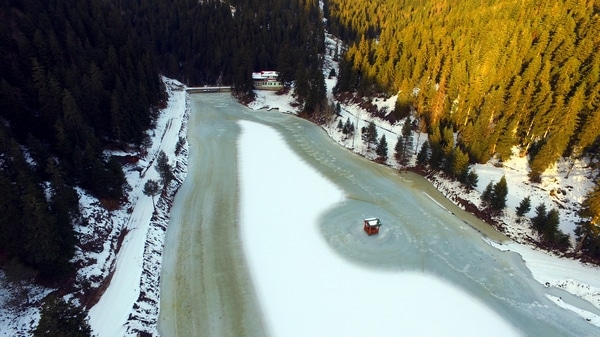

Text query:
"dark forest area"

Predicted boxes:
[[0, 0, 326, 284], [118, 0, 326, 104], [0, 0, 165, 280]]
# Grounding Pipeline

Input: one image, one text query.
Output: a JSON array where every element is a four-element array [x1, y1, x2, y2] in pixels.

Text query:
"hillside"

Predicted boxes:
[[330, 0, 600, 171], [253, 33, 599, 260], [325, 0, 600, 259]]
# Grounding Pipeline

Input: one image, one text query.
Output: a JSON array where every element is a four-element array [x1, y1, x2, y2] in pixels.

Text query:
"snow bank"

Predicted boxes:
[[88, 77, 188, 337]]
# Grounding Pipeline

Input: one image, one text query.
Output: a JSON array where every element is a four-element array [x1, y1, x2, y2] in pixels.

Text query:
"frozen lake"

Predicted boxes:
[[158, 93, 599, 336]]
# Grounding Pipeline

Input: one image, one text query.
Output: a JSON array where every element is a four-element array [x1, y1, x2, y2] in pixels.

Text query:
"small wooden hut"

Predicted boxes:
[[363, 218, 382, 235]]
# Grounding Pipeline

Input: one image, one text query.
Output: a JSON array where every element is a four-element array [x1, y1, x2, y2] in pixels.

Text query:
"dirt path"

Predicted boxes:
[[157, 95, 267, 337]]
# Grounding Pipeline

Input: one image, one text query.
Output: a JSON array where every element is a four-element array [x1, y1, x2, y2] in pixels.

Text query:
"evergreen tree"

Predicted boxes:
[[365, 121, 378, 149], [401, 117, 414, 162], [516, 196, 532, 217], [34, 295, 91, 337], [394, 92, 412, 120], [575, 185, 600, 256], [450, 146, 470, 178], [394, 136, 405, 165], [428, 126, 444, 169], [45, 158, 78, 274], [575, 218, 600, 258], [376, 134, 388, 159], [491, 175, 508, 211], [143, 179, 161, 209], [402, 117, 413, 139], [304, 66, 327, 115], [481, 181, 494, 205], [464, 170, 478, 190], [416, 140, 430, 166], [531, 203, 548, 234], [175, 136, 186, 155], [543, 208, 561, 244], [342, 117, 353, 135], [156, 151, 174, 186]]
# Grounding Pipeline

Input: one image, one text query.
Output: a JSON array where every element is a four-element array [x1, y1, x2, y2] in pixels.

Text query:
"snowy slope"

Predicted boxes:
[[0, 77, 189, 337]]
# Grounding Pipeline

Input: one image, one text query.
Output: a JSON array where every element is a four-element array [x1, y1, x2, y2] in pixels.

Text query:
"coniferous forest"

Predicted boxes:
[[1, 0, 600, 288], [330, 0, 600, 175], [0, 0, 326, 283], [0, 0, 166, 279], [119, 0, 326, 106], [326, 0, 600, 258]]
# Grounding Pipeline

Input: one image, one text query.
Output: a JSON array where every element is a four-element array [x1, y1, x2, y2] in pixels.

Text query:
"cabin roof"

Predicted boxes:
[[252, 71, 279, 80], [364, 218, 382, 227]]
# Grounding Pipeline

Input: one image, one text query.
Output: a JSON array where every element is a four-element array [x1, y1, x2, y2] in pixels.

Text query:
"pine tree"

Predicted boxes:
[[543, 208, 561, 244], [516, 196, 532, 217], [575, 185, 600, 255], [491, 175, 508, 211], [450, 146, 470, 178], [376, 134, 388, 159], [416, 140, 430, 166], [175, 136, 186, 155], [143, 179, 161, 209], [156, 151, 174, 186], [465, 170, 478, 190], [0, 171, 21, 257], [401, 117, 414, 161], [394, 91, 412, 120], [343, 117, 353, 135], [45, 158, 78, 275], [394, 136, 405, 164], [531, 203, 548, 233], [365, 121, 378, 149], [428, 126, 443, 169], [34, 295, 92, 337], [481, 181, 494, 204]]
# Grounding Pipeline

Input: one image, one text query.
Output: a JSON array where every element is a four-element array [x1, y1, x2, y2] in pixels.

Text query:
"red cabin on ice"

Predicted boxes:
[[363, 218, 382, 235]]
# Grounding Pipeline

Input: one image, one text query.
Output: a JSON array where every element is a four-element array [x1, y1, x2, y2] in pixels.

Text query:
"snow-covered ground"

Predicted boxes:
[[238, 120, 522, 336], [247, 42, 600, 328], [87, 77, 189, 337]]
